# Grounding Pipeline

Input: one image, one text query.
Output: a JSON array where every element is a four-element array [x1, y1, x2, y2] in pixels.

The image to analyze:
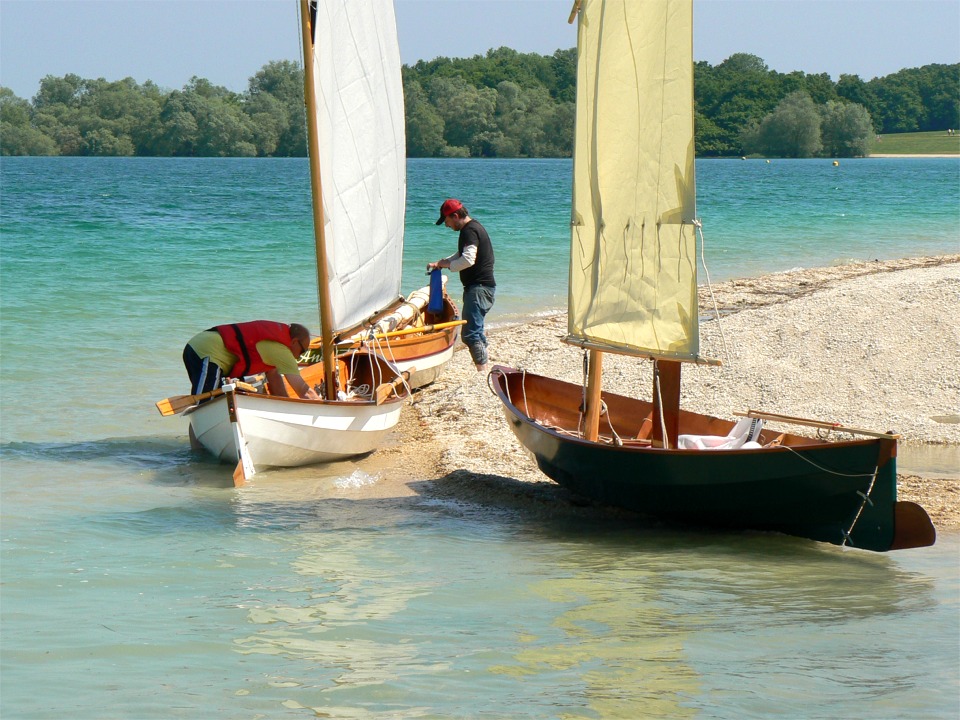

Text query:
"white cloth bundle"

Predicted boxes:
[[677, 417, 764, 450]]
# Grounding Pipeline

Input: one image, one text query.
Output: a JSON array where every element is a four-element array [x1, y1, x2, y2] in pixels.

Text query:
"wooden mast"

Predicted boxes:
[[651, 359, 681, 448], [583, 349, 603, 441], [299, 0, 337, 400]]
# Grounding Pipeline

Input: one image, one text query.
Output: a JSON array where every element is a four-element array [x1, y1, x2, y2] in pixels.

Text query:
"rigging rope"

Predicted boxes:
[[841, 465, 881, 547], [579, 350, 589, 438], [695, 219, 729, 359], [775, 441, 880, 548], [652, 359, 670, 448]]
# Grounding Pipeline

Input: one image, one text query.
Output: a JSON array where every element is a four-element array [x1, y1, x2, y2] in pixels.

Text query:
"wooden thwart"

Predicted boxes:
[[735, 410, 900, 440]]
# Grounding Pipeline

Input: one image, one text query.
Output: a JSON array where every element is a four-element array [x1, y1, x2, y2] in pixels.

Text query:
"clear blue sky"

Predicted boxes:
[[2, 0, 958, 100]]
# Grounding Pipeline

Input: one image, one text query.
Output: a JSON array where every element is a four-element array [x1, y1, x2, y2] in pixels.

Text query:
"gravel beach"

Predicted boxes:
[[378, 255, 960, 532]]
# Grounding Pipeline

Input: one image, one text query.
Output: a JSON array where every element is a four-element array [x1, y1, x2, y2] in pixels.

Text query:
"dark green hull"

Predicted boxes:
[[490, 366, 935, 553]]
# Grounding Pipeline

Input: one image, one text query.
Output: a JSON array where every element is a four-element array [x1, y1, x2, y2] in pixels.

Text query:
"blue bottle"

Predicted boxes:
[[428, 268, 444, 313]]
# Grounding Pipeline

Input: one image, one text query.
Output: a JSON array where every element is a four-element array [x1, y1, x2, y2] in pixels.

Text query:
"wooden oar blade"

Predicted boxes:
[[233, 461, 246, 487], [155, 395, 198, 416], [155, 387, 225, 416]]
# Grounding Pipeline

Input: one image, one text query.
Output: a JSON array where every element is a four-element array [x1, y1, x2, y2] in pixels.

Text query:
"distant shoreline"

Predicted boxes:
[[868, 153, 958, 158]]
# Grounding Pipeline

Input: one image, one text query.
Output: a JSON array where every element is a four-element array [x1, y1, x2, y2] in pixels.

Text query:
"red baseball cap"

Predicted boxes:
[[435, 198, 463, 225]]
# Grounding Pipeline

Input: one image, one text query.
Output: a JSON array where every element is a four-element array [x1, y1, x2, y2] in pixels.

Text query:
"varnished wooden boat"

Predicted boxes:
[[489, 366, 935, 552], [488, 1, 935, 553], [318, 284, 461, 390]]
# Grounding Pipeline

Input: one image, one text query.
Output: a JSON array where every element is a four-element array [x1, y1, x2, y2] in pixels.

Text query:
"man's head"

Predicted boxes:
[[435, 198, 468, 227], [289, 323, 312, 357]]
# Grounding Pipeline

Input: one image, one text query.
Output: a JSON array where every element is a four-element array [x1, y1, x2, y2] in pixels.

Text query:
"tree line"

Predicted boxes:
[[1, 48, 956, 158]]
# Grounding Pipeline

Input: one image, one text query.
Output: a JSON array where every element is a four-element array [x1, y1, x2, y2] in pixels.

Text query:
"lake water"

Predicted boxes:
[[1, 157, 958, 718]]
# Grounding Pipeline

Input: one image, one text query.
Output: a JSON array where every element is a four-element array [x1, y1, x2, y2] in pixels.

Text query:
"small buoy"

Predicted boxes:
[[766, 159, 770, 164], [833, 160, 839, 166], [741, 156, 746, 160]]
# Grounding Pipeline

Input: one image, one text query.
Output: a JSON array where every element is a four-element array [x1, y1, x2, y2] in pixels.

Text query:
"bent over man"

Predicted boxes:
[[182, 320, 320, 399]]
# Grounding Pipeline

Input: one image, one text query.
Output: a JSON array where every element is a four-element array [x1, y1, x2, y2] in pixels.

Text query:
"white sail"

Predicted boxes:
[[567, 0, 699, 361], [309, 0, 406, 334]]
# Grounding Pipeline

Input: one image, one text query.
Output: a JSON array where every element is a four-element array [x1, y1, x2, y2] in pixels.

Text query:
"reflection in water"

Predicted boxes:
[[499, 565, 700, 719], [229, 477, 442, 716], [221, 479, 942, 718]]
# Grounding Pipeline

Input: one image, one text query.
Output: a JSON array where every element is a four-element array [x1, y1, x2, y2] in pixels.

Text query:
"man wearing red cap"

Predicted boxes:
[[427, 198, 496, 371]]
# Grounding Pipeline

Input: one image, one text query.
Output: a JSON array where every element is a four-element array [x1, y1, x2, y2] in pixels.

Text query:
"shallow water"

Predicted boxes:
[[1, 157, 958, 718], [2, 447, 958, 719]]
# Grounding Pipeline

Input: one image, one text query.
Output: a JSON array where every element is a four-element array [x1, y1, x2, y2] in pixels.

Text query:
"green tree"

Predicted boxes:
[[427, 76, 497, 156], [493, 81, 560, 157], [405, 45, 576, 156], [246, 60, 305, 156], [157, 78, 255, 156], [549, 48, 577, 104], [30, 74, 85, 154], [5, 55, 958, 158], [0, 87, 59, 155], [912, 64, 960, 130], [694, 111, 728, 156], [155, 92, 200, 155], [871, 75, 925, 133], [83, 127, 135, 156], [244, 89, 288, 157], [403, 72, 446, 157], [747, 91, 822, 158], [695, 54, 780, 156], [799, 72, 838, 105], [76, 77, 162, 155], [33, 73, 85, 108], [535, 97, 574, 157], [836, 74, 878, 128], [820, 100, 873, 157]]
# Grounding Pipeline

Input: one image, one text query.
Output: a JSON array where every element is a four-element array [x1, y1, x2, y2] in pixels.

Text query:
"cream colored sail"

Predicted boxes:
[[308, 0, 406, 334], [567, 0, 699, 362]]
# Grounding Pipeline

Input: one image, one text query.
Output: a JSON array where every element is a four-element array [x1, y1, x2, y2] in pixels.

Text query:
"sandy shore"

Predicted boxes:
[[374, 255, 960, 532]]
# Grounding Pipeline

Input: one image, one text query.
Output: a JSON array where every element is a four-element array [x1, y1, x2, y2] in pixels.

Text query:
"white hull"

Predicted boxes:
[[186, 391, 403, 470], [387, 343, 455, 389]]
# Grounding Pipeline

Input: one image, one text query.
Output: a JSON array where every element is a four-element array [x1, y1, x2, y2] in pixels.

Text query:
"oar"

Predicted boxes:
[[336, 320, 466, 348], [226, 391, 255, 486], [156, 388, 226, 416], [375, 369, 413, 405], [735, 410, 901, 440], [232, 462, 246, 487], [155, 381, 259, 416]]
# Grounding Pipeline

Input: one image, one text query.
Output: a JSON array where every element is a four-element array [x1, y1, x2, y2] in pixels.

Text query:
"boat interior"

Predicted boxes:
[[279, 351, 407, 402], [493, 367, 857, 451]]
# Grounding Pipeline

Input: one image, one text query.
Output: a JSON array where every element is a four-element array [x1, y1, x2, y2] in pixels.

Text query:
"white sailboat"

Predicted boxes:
[[161, 0, 417, 483], [314, 277, 463, 390]]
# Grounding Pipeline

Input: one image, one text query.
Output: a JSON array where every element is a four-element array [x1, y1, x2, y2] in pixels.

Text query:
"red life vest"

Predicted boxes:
[[214, 321, 293, 378]]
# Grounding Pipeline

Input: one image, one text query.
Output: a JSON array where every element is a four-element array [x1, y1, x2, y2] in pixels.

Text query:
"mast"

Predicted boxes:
[[299, 0, 337, 400], [567, 0, 701, 448], [583, 349, 603, 441]]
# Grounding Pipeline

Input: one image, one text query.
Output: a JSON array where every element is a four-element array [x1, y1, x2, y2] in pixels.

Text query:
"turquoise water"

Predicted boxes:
[[2, 157, 958, 718]]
